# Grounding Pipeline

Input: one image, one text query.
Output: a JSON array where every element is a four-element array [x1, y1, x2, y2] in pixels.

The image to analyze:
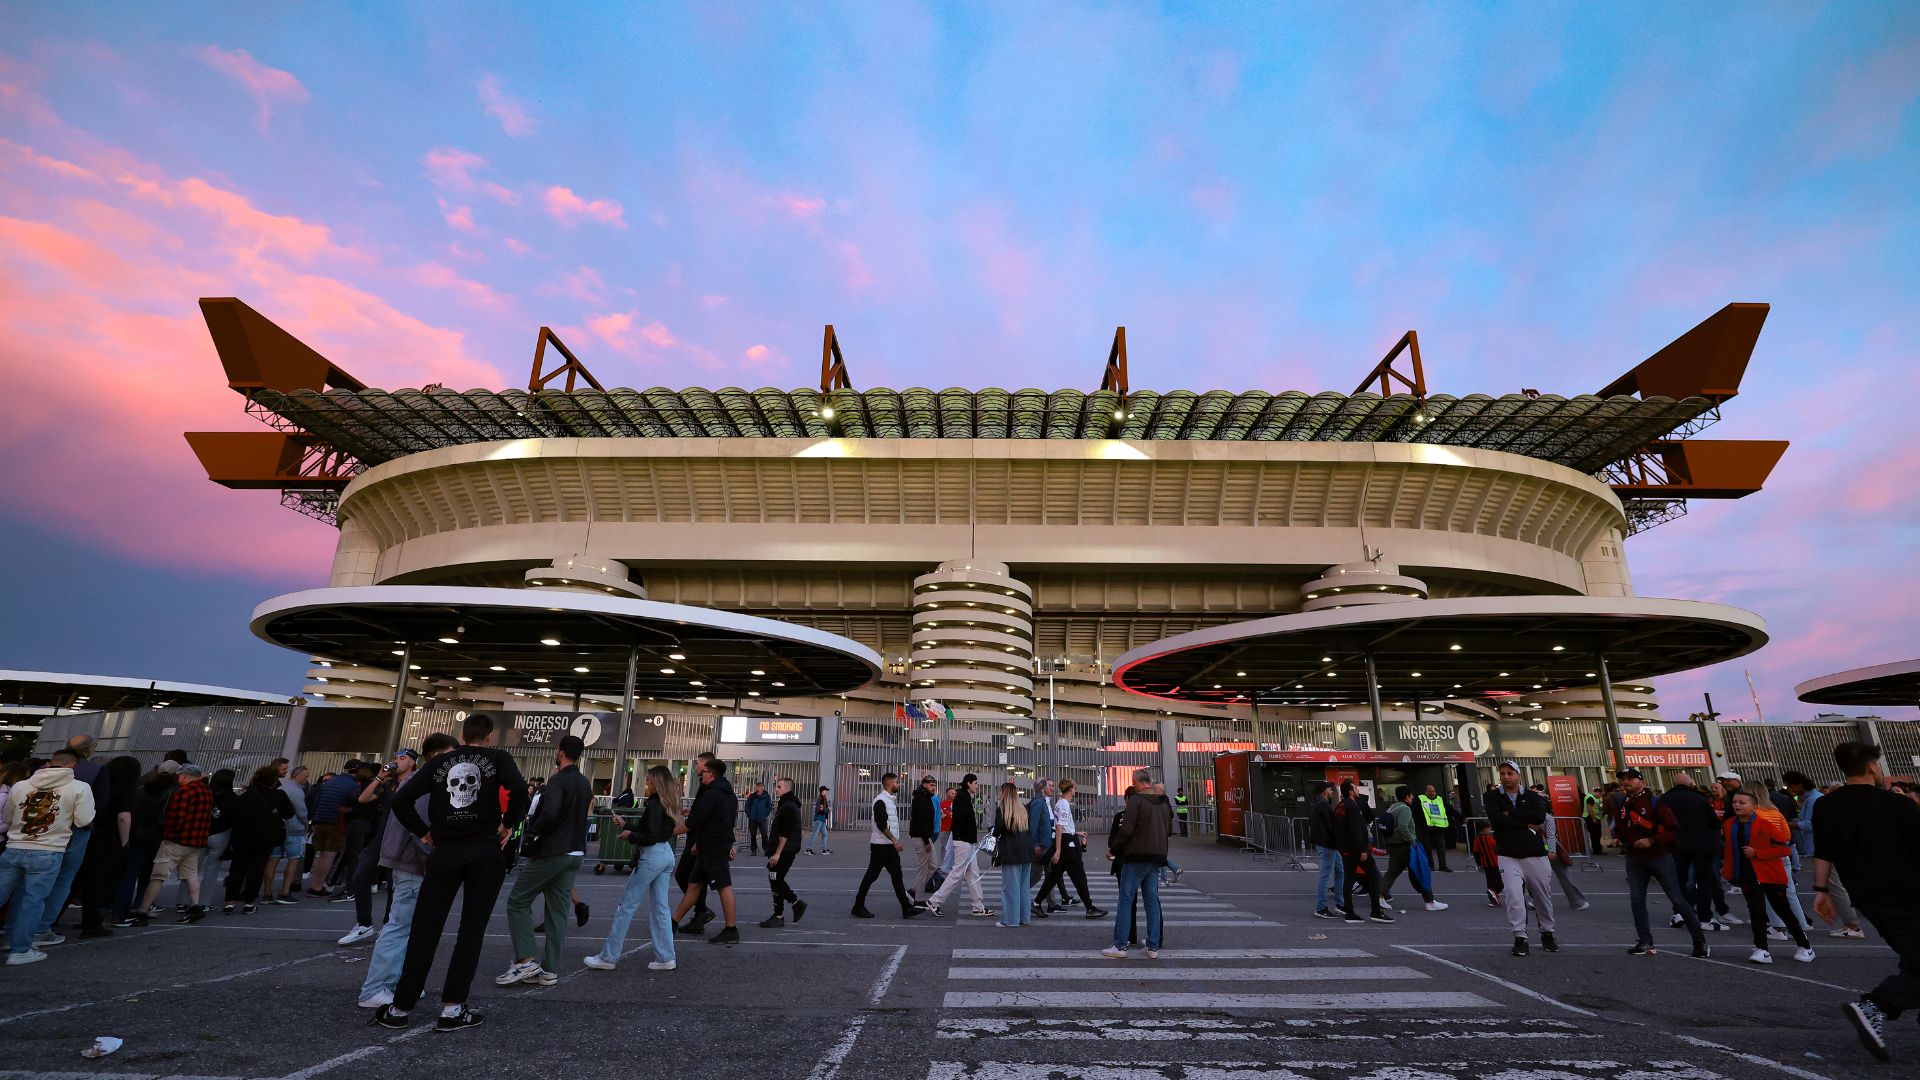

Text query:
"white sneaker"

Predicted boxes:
[[1748, 948, 1773, 965], [646, 959, 676, 971], [1719, 912, 1744, 924], [358, 990, 394, 1009], [1101, 946, 1128, 959], [1706, 919, 1732, 932], [529, 969, 558, 986], [1142, 948, 1159, 959], [494, 958, 544, 985], [1425, 900, 1449, 912], [337, 924, 377, 946], [1793, 947, 1816, 963], [1766, 927, 1790, 941], [583, 955, 617, 971], [31, 932, 64, 948], [1573, 901, 1592, 911], [4, 949, 47, 966], [1830, 927, 1866, 939]]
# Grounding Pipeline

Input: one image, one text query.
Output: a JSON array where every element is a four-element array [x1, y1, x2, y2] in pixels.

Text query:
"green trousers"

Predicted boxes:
[[507, 853, 582, 973]]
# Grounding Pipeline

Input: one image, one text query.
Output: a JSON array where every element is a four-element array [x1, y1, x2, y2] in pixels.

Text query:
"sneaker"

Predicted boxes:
[[31, 932, 64, 948], [1031, 904, 1050, 919], [180, 906, 207, 924], [994, 921, 1015, 928], [1085, 906, 1108, 919], [1512, 937, 1530, 957], [971, 908, 998, 918], [1343, 912, 1365, 924], [1728, 886, 1743, 896], [1628, 942, 1656, 956], [220, 905, 235, 916], [1692, 941, 1711, 959], [1830, 927, 1866, 939], [176, 903, 188, 913], [330, 891, 357, 903], [850, 906, 875, 919], [1748, 948, 1773, 965], [575, 901, 590, 928], [1171, 870, 1183, 884], [1064, 897, 1082, 907], [4, 949, 47, 966], [270, 895, 299, 905], [805, 848, 814, 854], [923, 904, 945, 917], [529, 969, 558, 986], [1719, 911, 1743, 924], [1143, 948, 1160, 959], [358, 990, 394, 1009], [1705, 919, 1731, 932], [371, 1005, 410, 1029], [145, 904, 162, 917], [1314, 909, 1341, 920], [1487, 890, 1502, 907], [646, 959, 676, 971], [1541, 931, 1559, 953], [708, 926, 740, 945], [1101, 946, 1128, 959], [434, 1008, 484, 1033], [1424, 901, 1449, 912], [242, 903, 256, 914], [1844, 998, 1892, 1063], [583, 955, 617, 971], [901, 906, 923, 920], [1380, 894, 1394, 906], [495, 959, 545, 986], [759, 914, 786, 929], [1369, 911, 1395, 924], [1793, 947, 1816, 963], [792, 900, 807, 923], [337, 924, 378, 946], [1573, 900, 1592, 911], [1670, 913, 1686, 928], [823, 848, 833, 854], [1767, 927, 1790, 941], [694, 909, 717, 929]]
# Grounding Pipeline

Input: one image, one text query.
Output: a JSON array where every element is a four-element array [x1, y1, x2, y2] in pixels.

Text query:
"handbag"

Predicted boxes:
[[978, 833, 998, 855]]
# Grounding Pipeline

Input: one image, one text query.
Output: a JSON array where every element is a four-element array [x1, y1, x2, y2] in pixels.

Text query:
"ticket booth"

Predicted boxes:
[[1213, 749, 1480, 843]]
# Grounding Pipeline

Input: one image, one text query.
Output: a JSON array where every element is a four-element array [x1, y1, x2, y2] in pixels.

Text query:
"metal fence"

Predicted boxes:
[[33, 705, 297, 780]]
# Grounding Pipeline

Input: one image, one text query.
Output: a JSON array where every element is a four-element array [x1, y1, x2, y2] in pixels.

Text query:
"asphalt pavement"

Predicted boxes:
[[0, 834, 1903, 1079]]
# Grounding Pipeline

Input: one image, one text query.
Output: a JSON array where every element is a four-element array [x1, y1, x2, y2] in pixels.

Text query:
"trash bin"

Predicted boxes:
[[592, 813, 637, 874]]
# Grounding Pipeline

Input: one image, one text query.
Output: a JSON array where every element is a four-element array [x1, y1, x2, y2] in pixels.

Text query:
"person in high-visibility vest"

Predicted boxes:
[[1173, 788, 1191, 837], [1417, 785, 1453, 871]]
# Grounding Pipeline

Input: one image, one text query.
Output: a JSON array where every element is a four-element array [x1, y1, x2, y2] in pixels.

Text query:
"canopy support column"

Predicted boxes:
[[611, 645, 639, 798], [1364, 653, 1385, 730], [1598, 654, 1625, 778], [384, 641, 412, 757]]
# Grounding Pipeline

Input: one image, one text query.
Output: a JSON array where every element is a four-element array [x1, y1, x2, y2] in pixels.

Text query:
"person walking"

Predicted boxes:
[[1381, 786, 1448, 912], [907, 774, 939, 905], [759, 777, 808, 928], [1487, 761, 1556, 956], [1309, 782, 1345, 919], [807, 786, 832, 854], [1103, 772, 1171, 958], [923, 774, 994, 919], [1336, 780, 1392, 924], [1725, 789, 1813, 966], [373, 713, 529, 1033], [1813, 741, 1920, 1063], [989, 781, 1036, 929], [850, 772, 923, 921], [1038, 779, 1105, 917], [1612, 768, 1709, 958], [1024, 779, 1056, 920], [671, 757, 744, 944], [497, 734, 593, 987], [1661, 771, 1736, 931], [673, 752, 719, 935], [358, 733, 457, 1007], [0, 749, 96, 966], [1537, 793, 1590, 911], [1784, 771, 1864, 939], [223, 766, 293, 913], [744, 781, 772, 857], [263, 762, 309, 905], [1417, 784, 1452, 872], [133, 763, 214, 924], [585, 765, 684, 973]]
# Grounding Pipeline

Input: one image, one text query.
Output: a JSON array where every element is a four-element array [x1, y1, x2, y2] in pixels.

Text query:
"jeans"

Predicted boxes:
[[191, 830, 229, 911], [1314, 846, 1345, 911], [1114, 861, 1162, 950], [507, 853, 582, 974], [999, 862, 1032, 925], [1625, 854, 1701, 946], [927, 840, 984, 911], [808, 816, 830, 850], [351, 823, 388, 927], [1159, 858, 1182, 885], [0, 848, 63, 954], [1675, 847, 1728, 920], [359, 870, 422, 1002], [596, 843, 676, 966], [26, 827, 90, 935], [393, 838, 509, 1010], [1859, 903, 1920, 1020]]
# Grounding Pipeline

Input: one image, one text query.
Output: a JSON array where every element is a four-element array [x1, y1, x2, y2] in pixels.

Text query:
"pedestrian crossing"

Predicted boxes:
[[975, 870, 1280, 928]]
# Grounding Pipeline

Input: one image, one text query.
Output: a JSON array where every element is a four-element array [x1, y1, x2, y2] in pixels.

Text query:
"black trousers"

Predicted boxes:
[[352, 819, 389, 926], [1038, 838, 1093, 906], [1675, 847, 1730, 920], [768, 847, 800, 914], [333, 818, 374, 888], [1383, 844, 1433, 902], [674, 842, 712, 917], [1739, 870, 1808, 950], [394, 838, 508, 1010], [79, 838, 123, 930], [1418, 825, 1450, 869], [854, 842, 912, 913], [1340, 847, 1381, 914], [225, 848, 271, 904], [1858, 904, 1920, 1019], [747, 819, 768, 855]]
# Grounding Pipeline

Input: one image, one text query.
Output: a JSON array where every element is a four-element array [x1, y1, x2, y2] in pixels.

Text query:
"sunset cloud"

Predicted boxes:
[[195, 46, 309, 133], [477, 73, 537, 136], [542, 184, 626, 228]]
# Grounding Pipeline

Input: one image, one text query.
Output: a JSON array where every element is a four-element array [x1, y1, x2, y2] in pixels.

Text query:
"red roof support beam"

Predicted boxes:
[[1101, 327, 1129, 397], [199, 297, 365, 394], [1351, 330, 1426, 398], [819, 324, 852, 393], [529, 326, 604, 392], [1598, 303, 1768, 403], [183, 431, 356, 490], [1606, 439, 1789, 499]]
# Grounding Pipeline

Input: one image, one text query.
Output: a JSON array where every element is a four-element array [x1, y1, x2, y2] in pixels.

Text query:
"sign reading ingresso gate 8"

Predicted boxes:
[[473, 710, 667, 754]]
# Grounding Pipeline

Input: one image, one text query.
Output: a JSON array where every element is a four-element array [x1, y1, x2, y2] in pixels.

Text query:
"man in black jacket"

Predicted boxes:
[[672, 757, 742, 945], [1309, 782, 1344, 919], [497, 736, 592, 988], [908, 774, 938, 904], [374, 713, 529, 1033], [1487, 760, 1556, 956], [674, 752, 718, 934], [1660, 772, 1734, 929], [759, 778, 808, 928], [744, 782, 772, 855], [1335, 782, 1392, 924]]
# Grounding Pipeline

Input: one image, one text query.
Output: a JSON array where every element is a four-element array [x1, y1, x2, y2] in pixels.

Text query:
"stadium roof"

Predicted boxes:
[[0, 669, 294, 714], [1795, 658, 1920, 707]]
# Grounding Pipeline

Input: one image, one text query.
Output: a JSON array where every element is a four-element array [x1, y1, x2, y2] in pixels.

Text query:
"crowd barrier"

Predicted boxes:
[[1240, 813, 1312, 870]]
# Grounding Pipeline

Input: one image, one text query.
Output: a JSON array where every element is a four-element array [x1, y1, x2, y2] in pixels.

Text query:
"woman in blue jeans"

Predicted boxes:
[[992, 782, 1034, 928], [585, 766, 684, 972], [807, 787, 832, 854]]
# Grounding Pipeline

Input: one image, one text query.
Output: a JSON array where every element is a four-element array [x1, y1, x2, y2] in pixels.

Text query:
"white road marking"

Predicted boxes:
[[806, 943, 909, 1080], [951, 948, 1373, 959], [935, 1016, 1598, 1042], [947, 965, 1427, 982], [923, 1061, 1730, 1080], [1163, 920, 1282, 927], [0, 949, 340, 1028], [1391, 945, 1597, 1017], [1675, 953, 1861, 993], [942, 991, 1492, 1009], [1670, 1034, 1834, 1080]]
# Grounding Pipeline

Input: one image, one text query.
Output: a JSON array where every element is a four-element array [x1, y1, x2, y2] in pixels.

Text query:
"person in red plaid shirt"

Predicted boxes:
[[133, 763, 216, 924]]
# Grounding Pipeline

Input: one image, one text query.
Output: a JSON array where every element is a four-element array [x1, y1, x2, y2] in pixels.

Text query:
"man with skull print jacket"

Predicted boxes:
[[374, 713, 529, 1033]]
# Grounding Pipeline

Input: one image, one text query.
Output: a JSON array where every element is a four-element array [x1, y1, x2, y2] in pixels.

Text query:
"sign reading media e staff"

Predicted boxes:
[[473, 710, 666, 754]]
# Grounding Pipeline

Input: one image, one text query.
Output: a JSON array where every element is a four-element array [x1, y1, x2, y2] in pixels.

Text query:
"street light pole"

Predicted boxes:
[[1597, 655, 1626, 779], [383, 641, 412, 758]]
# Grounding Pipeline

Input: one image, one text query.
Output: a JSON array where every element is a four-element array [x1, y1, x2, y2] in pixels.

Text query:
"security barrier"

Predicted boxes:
[[1240, 813, 1312, 870]]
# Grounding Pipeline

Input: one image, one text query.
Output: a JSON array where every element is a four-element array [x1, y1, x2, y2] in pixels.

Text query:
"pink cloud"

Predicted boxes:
[[586, 310, 675, 353], [408, 261, 510, 312], [744, 344, 770, 361], [423, 148, 520, 204], [195, 46, 309, 133], [543, 264, 605, 303], [502, 237, 531, 255], [477, 73, 537, 136], [778, 194, 826, 219], [441, 201, 477, 233], [700, 294, 729, 310], [542, 185, 626, 228]]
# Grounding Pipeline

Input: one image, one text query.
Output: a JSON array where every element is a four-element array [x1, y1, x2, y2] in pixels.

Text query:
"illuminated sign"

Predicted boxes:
[[477, 710, 665, 753], [719, 715, 819, 745], [1618, 723, 1703, 749]]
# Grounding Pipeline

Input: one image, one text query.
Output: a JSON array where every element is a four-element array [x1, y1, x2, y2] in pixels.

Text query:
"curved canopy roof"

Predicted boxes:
[[0, 670, 292, 714], [1795, 659, 1920, 707], [251, 385, 1713, 477], [1113, 596, 1767, 707], [252, 586, 881, 701]]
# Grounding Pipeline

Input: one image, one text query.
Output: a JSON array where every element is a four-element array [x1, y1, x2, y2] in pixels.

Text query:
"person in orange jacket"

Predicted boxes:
[[1724, 790, 1813, 965]]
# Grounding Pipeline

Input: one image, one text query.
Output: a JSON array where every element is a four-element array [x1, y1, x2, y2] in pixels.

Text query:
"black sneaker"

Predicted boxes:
[[1845, 998, 1891, 1063], [1085, 906, 1108, 919], [434, 1008, 484, 1033], [792, 899, 808, 924], [269, 895, 299, 906], [180, 906, 208, 924], [708, 926, 740, 945], [759, 914, 785, 929], [1541, 931, 1559, 953], [1628, 942, 1655, 956], [330, 891, 357, 903], [1691, 941, 1711, 959], [1031, 905, 1050, 919], [128, 914, 151, 927], [110, 917, 139, 929], [695, 909, 717, 929], [674, 920, 705, 935], [850, 906, 875, 918], [371, 1005, 410, 1029], [574, 901, 590, 928], [1369, 911, 1395, 924], [901, 905, 924, 920], [1512, 936, 1530, 957], [1342, 912, 1364, 924], [1313, 909, 1341, 920], [242, 903, 256, 914]]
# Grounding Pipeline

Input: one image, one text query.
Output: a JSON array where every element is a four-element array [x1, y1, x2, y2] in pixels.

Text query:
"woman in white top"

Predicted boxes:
[[1036, 780, 1106, 918]]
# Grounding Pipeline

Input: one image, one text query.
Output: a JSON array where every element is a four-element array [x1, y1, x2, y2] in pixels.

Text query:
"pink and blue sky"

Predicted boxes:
[[1, 5, 1916, 718]]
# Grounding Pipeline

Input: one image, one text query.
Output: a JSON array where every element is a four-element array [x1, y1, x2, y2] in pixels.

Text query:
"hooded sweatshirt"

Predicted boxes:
[[5, 766, 98, 853]]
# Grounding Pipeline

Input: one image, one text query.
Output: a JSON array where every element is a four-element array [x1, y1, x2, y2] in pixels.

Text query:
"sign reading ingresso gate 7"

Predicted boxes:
[[477, 710, 666, 754]]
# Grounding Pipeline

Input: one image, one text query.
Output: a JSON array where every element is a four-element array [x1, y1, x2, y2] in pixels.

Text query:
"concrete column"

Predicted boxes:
[[818, 715, 842, 827], [280, 705, 310, 763], [1157, 717, 1180, 793], [383, 641, 412, 758], [1597, 655, 1625, 778]]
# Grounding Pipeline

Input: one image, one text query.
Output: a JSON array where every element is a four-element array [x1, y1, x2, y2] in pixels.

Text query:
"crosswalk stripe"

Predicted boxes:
[[947, 965, 1427, 981], [934, 1016, 1596, 1042], [941, 991, 1493, 1010], [951, 949, 1373, 959], [1162, 920, 1282, 927], [925, 1059, 1725, 1079]]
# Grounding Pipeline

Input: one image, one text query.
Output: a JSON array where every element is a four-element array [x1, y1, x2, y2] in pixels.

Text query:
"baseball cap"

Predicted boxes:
[[1716, 770, 1742, 782], [394, 749, 420, 761], [1618, 768, 1644, 780], [157, 760, 181, 775], [1496, 759, 1522, 773], [180, 763, 205, 777]]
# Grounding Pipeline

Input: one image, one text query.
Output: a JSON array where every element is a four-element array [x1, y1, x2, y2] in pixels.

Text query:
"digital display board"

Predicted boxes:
[[1618, 723, 1703, 749], [718, 715, 819, 745]]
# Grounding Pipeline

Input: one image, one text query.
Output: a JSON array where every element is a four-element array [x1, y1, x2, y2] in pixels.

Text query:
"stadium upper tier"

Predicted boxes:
[[250, 384, 1712, 475]]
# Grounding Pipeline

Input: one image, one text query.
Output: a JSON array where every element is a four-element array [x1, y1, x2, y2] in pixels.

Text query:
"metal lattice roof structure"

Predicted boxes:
[[249, 386, 1715, 476]]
